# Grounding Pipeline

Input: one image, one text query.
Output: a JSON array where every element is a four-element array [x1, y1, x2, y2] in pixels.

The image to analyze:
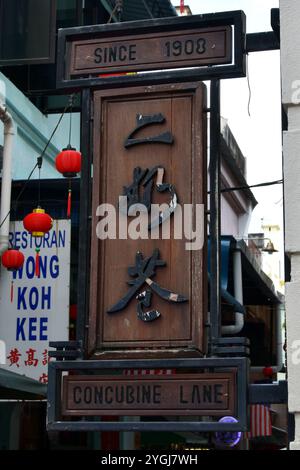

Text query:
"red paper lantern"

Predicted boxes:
[[70, 304, 77, 322], [23, 207, 53, 237], [1, 248, 24, 271], [55, 146, 81, 178], [263, 366, 273, 378]]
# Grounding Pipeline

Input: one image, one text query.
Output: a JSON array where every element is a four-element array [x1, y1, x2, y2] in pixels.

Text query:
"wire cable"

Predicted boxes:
[[246, 54, 252, 117], [220, 178, 283, 194], [68, 94, 74, 146], [107, 0, 122, 23]]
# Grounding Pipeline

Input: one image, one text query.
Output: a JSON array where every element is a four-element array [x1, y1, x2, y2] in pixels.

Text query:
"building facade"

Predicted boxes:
[[280, 0, 300, 450]]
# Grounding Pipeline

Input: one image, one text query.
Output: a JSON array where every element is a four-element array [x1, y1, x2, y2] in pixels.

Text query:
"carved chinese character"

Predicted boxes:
[[124, 113, 174, 148], [107, 249, 188, 322], [136, 290, 161, 322], [121, 166, 177, 229]]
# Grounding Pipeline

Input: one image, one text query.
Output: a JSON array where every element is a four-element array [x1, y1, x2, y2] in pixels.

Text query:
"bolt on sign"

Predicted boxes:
[[89, 82, 207, 355]]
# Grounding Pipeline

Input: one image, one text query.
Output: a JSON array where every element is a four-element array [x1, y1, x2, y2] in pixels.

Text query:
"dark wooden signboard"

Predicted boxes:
[[57, 12, 246, 89], [62, 372, 235, 416], [69, 26, 232, 77], [89, 82, 207, 355]]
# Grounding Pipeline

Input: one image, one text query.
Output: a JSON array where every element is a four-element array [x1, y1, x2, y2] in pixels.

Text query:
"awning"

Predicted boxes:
[[208, 236, 281, 309], [99, 0, 177, 22], [236, 239, 281, 305], [0, 367, 47, 399]]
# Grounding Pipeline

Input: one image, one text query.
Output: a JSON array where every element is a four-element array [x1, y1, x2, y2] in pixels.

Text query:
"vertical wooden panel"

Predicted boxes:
[[89, 82, 207, 356]]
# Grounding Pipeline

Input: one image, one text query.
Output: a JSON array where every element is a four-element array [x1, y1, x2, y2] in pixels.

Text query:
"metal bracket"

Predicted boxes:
[[49, 341, 83, 360], [249, 381, 287, 404], [246, 32, 279, 53], [211, 337, 250, 357]]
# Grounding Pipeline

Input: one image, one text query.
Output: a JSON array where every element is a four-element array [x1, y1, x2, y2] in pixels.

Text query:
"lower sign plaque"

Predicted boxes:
[[62, 373, 235, 416]]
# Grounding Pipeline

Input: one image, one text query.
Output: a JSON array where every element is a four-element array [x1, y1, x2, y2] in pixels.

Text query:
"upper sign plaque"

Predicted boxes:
[[69, 26, 232, 77], [57, 11, 246, 89]]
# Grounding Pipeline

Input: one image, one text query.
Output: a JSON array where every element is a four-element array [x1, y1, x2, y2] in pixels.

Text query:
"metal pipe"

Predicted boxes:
[[209, 79, 221, 348], [275, 303, 284, 372], [76, 89, 92, 353], [0, 105, 14, 254], [220, 248, 284, 371], [222, 249, 244, 335]]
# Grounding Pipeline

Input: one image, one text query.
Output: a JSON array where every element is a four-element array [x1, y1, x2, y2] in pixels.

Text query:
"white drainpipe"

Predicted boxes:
[[220, 245, 284, 373], [0, 105, 14, 254], [221, 249, 244, 335]]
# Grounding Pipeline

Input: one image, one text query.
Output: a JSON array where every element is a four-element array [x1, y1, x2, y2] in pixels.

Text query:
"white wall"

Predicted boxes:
[[280, 0, 300, 449], [221, 195, 240, 236], [219, 162, 254, 238]]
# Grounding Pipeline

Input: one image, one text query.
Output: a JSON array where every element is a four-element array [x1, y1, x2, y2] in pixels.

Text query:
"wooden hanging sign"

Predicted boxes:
[[57, 12, 246, 89], [68, 26, 232, 77], [89, 82, 207, 354], [62, 372, 236, 416]]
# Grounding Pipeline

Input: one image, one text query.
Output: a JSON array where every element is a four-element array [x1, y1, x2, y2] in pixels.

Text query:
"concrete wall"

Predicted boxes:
[[280, 0, 300, 449], [221, 195, 240, 236], [220, 163, 254, 238]]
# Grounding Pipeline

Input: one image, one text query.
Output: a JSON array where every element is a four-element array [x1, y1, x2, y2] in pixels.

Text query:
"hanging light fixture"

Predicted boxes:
[[1, 247, 24, 271], [1, 247, 25, 302], [55, 145, 81, 178], [263, 366, 273, 378], [262, 240, 278, 255], [242, 237, 278, 255], [55, 95, 82, 218], [23, 207, 53, 238], [23, 207, 53, 277]]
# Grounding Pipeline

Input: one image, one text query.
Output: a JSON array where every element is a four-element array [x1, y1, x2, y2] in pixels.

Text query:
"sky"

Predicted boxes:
[[171, 0, 282, 236]]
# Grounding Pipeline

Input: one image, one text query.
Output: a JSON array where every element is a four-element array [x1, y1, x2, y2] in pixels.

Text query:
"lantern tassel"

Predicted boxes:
[[67, 188, 72, 218], [35, 248, 40, 277], [10, 280, 14, 303], [180, 0, 184, 14]]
